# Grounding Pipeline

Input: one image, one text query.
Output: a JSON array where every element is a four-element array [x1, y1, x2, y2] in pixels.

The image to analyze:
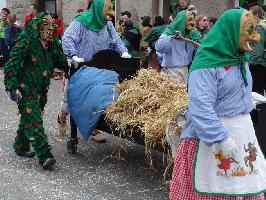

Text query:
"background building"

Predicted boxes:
[[1, 0, 35, 24], [2, 0, 266, 27]]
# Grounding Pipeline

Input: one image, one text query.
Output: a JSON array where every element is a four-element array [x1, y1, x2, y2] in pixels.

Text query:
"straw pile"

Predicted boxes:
[[105, 68, 188, 151]]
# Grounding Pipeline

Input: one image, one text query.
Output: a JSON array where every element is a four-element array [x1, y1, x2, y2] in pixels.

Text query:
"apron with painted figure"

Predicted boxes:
[[193, 114, 266, 196]]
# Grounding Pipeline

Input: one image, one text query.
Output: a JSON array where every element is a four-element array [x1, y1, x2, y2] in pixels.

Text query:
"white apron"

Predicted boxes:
[[193, 114, 266, 196]]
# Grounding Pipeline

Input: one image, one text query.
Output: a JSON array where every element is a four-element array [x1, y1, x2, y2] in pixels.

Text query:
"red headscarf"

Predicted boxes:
[[54, 18, 63, 36]]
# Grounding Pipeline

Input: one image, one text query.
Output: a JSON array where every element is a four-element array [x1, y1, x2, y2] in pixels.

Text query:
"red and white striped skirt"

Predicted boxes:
[[169, 139, 265, 200]]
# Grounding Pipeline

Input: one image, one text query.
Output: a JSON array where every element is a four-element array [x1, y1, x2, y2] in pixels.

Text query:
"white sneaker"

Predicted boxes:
[[91, 130, 106, 143]]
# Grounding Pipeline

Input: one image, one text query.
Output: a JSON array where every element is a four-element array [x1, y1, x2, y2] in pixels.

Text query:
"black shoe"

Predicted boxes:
[[17, 151, 35, 158], [42, 158, 56, 170]]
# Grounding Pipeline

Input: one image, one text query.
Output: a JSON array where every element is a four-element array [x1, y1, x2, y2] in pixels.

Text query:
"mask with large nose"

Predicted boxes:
[[39, 14, 56, 42], [103, 0, 115, 21], [185, 6, 197, 31], [239, 10, 260, 53]]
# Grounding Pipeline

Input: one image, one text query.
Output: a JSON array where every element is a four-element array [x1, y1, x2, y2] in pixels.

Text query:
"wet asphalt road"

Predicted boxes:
[[0, 69, 169, 200]]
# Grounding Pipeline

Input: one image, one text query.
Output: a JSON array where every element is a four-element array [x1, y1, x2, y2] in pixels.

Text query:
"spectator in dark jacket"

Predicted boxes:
[[4, 14, 19, 51], [144, 16, 166, 50], [250, 6, 266, 95], [170, 0, 189, 19], [0, 8, 10, 64], [209, 17, 217, 29], [122, 18, 141, 57]]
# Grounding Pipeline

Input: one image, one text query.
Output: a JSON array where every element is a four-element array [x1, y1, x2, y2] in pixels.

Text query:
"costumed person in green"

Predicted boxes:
[[4, 12, 68, 170], [170, 8, 266, 199], [155, 6, 200, 84]]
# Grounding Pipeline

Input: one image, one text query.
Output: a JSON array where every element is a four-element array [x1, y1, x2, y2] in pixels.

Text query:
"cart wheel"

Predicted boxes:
[[67, 139, 78, 154]]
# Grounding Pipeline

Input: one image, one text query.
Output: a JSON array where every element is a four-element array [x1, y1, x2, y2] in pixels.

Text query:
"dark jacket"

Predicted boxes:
[[4, 24, 19, 48], [250, 24, 266, 67], [122, 27, 141, 57], [144, 25, 167, 49]]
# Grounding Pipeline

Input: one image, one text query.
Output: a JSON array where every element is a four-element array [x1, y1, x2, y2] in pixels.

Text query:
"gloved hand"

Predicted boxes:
[[67, 58, 72, 67], [72, 55, 84, 63], [173, 31, 182, 39], [72, 56, 85, 68], [121, 52, 131, 58], [218, 138, 238, 158], [9, 90, 21, 102], [176, 114, 186, 127]]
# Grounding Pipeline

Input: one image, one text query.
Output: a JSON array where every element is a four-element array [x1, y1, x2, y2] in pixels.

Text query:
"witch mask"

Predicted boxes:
[[103, 0, 115, 21], [239, 11, 260, 52], [186, 6, 197, 31], [39, 14, 55, 43]]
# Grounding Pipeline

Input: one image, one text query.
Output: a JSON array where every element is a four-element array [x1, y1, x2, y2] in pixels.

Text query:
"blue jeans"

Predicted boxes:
[[0, 38, 8, 64]]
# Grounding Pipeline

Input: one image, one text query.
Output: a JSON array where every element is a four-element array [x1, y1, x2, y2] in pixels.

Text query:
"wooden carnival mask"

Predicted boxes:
[[40, 14, 55, 43], [185, 6, 197, 31], [103, 0, 115, 21], [239, 11, 260, 52]]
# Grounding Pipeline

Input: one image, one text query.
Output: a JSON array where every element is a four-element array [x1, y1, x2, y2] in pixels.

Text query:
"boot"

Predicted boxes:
[[17, 151, 35, 158], [42, 158, 56, 170]]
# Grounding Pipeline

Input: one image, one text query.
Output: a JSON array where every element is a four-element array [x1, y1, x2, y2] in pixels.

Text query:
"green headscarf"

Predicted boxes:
[[187, 29, 201, 44], [75, 0, 106, 32], [163, 10, 187, 36], [163, 10, 200, 43], [190, 9, 250, 86]]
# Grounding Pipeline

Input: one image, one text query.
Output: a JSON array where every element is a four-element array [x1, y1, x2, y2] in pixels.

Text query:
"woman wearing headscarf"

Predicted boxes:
[[60, 0, 130, 141], [170, 8, 266, 200], [155, 8, 200, 84]]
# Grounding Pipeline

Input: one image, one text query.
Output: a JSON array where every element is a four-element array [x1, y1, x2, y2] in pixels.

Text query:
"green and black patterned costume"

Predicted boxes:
[[4, 12, 68, 165]]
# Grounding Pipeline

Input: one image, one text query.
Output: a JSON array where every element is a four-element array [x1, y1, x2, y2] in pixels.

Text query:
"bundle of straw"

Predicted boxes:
[[105, 68, 188, 150]]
